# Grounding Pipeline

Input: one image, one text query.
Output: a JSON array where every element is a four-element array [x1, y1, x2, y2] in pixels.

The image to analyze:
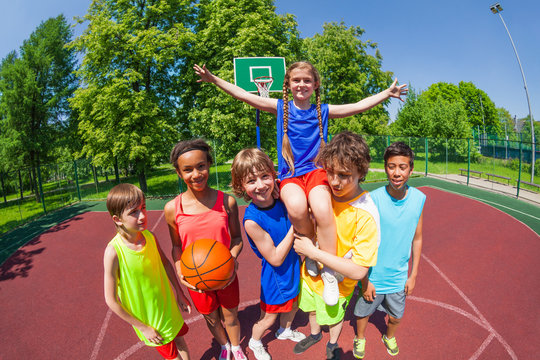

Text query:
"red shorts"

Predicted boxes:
[[260, 295, 299, 314], [280, 169, 329, 196], [155, 323, 189, 359], [188, 276, 240, 314]]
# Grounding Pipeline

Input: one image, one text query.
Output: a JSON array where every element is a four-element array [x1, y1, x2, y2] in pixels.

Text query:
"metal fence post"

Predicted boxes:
[[517, 138, 522, 198], [467, 138, 471, 186], [425, 137, 428, 176], [74, 160, 82, 201], [37, 165, 47, 214]]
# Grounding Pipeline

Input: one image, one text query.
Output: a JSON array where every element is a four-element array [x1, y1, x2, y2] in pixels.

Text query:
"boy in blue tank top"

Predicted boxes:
[[352, 142, 426, 359], [231, 148, 306, 360]]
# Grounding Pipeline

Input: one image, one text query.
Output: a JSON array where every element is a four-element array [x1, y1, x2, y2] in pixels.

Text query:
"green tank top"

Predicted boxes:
[[110, 229, 184, 346]]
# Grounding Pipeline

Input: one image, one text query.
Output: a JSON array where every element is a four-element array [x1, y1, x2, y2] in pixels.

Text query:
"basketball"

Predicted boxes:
[[180, 238, 235, 291]]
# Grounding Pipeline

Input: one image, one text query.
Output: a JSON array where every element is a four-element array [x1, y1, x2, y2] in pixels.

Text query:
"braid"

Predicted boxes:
[[282, 79, 295, 175], [316, 87, 325, 150]]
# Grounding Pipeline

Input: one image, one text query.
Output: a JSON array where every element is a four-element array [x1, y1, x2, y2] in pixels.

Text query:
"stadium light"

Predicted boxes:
[[490, 2, 535, 182]]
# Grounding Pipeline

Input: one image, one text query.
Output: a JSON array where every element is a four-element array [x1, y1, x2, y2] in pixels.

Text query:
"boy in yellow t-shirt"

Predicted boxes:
[[103, 183, 192, 359], [293, 131, 380, 360]]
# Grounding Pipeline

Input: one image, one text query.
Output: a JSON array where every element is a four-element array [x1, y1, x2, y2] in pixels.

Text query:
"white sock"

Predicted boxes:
[[231, 345, 241, 352], [278, 327, 291, 335], [249, 338, 262, 347], [221, 342, 231, 350]]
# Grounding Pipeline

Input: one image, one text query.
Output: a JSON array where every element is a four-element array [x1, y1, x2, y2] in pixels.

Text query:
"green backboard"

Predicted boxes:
[[234, 57, 286, 93]]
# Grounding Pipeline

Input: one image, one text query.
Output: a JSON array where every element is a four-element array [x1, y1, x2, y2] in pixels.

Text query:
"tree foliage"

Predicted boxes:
[[180, 0, 302, 160], [70, 0, 195, 191], [302, 22, 393, 135], [0, 15, 77, 200]]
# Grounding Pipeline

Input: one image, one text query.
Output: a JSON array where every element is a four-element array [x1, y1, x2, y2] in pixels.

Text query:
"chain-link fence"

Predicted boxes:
[[1, 135, 538, 236]]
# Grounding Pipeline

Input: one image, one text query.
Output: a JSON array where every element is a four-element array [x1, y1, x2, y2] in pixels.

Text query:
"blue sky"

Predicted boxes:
[[2, 0, 538, 124]]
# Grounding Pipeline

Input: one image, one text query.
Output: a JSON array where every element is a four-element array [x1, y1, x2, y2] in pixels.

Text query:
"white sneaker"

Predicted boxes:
[[275, 329, 307, 342], [321, 269, 339, 306], [249, 341, 272, 360], [231, 348, 247, 360], [305, 257, 319, 276]]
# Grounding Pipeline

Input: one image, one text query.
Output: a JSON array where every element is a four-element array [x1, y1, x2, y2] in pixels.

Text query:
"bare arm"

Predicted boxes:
[[405, 210, 423, 295], [244, 221, 294, 267], [328, 78, 408, 118], [164, 200, 200, 292], [225, 194, 243, 259], [194, 64, 278, 114], [293, 233, 369, 280], [103, 244, 163, 344], [154, 232, 191, 314]]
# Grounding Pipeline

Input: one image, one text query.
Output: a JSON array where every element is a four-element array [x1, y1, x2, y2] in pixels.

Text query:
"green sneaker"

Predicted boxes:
[[353, 337, 365, 359], [382, 335, 399, 356]]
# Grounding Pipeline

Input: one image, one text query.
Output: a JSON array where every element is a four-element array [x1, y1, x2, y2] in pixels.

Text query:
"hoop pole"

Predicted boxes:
[[256, 109, 261, 148]]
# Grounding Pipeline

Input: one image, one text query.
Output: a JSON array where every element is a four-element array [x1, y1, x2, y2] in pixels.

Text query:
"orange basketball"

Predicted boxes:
[[180, 239, 235, 291]]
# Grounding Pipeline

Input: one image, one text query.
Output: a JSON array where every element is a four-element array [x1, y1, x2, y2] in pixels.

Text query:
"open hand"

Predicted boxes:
[[387, 78, 408, 102], [193, 64, 215, 83]]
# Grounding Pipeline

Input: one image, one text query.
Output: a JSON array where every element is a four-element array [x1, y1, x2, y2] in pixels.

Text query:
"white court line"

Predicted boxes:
[[421, 254, 517, 360], [469, 333, 495, 360], [113, 299, 261, 360], [90, 212, 165, 360]]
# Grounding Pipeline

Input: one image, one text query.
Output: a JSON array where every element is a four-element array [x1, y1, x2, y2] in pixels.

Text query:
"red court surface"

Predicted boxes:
[[1, 186, 539, 359]]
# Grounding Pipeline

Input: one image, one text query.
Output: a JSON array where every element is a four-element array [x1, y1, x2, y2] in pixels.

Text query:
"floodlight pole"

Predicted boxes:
[[490, 2, 535, 182]]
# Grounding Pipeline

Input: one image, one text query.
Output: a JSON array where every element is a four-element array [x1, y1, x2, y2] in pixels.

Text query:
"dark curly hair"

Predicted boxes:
[[170, 139, 213, 171], [316, 131, 371, 181]]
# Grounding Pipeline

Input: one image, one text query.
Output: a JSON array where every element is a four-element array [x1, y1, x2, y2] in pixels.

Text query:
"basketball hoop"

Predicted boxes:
[[254, 76, 273, 98]]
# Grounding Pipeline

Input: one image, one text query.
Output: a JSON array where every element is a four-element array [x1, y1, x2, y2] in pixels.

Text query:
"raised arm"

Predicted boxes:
[[194, 63, 278, 114], [328, 78, 408, 119], [244, 221, 294, 267]]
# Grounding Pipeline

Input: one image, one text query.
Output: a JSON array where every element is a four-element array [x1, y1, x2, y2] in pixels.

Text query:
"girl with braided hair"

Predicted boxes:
[[194, 61, 407, 307]]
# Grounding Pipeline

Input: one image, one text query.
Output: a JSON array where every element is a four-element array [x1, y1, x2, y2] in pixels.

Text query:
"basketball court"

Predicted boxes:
[[1, 182, 539, 359]]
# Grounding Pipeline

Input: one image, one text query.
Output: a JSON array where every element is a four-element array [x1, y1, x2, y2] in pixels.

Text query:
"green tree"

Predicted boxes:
[[181, 0, 302, 160], [496, 107, 520, 141], [302, 21, 393, 135], [70, 0, 195, 192], [458, 81, 499, 135], [0, 16, 77, 202]]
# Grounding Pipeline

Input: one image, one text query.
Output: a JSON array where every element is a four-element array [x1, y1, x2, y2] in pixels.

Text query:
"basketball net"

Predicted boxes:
[[254, 76, 273, 98]]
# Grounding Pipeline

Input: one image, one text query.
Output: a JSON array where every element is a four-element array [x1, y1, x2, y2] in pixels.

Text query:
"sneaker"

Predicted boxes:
[[249, 341, 271, 360], [321, 270, 339, 306], [232, 348, 248, 360], [305, 257, 319, 276], [382, 335, 399, 356], [275, 329, 307, 342], [293, 333, 322, 354], [352, 337, 365, 359], [326, 343, 341, 360], [219, 347, 230, 360]]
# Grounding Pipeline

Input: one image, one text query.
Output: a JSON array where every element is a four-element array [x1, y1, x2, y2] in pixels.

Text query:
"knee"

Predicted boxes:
[[388, 316, 401, 326]]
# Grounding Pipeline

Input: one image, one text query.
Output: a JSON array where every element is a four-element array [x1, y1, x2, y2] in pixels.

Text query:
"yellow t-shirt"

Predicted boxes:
[[301, 191, 380, 298]]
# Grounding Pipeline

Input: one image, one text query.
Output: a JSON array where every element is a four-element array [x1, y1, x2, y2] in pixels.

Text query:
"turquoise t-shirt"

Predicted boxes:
[[368, 186, 426, 294]]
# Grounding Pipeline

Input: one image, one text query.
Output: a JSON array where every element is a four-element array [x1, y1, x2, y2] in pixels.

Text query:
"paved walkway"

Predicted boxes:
[[427, 173, 540, 206]]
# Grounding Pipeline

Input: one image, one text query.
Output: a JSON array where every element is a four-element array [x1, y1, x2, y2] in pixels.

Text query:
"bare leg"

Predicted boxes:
[[281, 183, 314, 238], [174, 336, 191, 360], [308, 185, 336, 256], [252, 310, 278, 340], [203, 309, 229, 346], [355, 315, 370, 339], [386, 315, 401, 339], [328, 320, 344, 344], [221, 306, 241, 346], [278, 301, 299, 329]]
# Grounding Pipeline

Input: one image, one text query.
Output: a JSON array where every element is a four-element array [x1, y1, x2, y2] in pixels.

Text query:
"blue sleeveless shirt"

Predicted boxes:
[[243, 200, 301, 305]]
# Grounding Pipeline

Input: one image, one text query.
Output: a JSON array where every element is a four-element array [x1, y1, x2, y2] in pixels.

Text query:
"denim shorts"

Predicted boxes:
[[353, 290, 406, 319]]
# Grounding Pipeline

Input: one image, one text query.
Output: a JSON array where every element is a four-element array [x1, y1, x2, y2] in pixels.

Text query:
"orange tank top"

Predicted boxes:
[[174, 190, 231, 251]]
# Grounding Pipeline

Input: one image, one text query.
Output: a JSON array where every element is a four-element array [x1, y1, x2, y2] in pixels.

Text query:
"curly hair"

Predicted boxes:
[[231, 148, 276, 202], [316, 131, 371, 181], [170, 139, 213, 171]]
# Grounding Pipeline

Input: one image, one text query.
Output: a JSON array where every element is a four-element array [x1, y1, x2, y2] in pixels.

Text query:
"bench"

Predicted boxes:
[[519, 180, 540, 191], [459, 169, 483, 178], [485, 173, 511, 185]]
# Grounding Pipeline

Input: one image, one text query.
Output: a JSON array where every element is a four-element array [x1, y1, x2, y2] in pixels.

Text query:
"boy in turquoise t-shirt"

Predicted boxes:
[[352, 142, 426, 359], [103, 183, 192, 360]]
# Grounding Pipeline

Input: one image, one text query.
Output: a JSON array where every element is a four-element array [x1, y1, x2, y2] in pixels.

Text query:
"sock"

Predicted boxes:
[[221, 343, 231, 350], [327, 341, 338, 350], [231, 345, 241, 352], [278, 326, 291, 335], [249, 338, 262, 347], [311, 332, 322, 341]]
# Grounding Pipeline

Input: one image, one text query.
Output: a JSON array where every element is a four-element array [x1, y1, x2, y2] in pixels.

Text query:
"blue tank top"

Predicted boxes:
[[368, 186, 426, 294], [276, 99, 329, 180], [243, 200, 301, 305]]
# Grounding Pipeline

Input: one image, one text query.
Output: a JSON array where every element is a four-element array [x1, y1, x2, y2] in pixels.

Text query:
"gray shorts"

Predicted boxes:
[[353, 290, 406, 319]]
